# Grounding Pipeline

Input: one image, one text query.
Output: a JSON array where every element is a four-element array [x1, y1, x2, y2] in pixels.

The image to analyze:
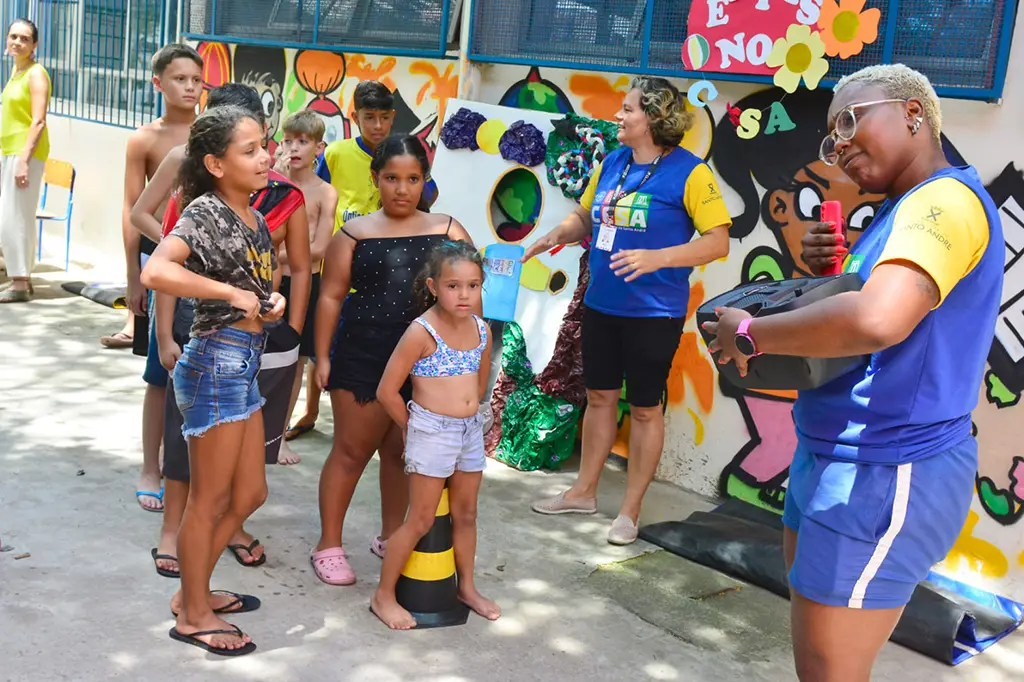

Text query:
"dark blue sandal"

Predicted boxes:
[[171, 591, 261, 617], [168, 624, 256, 657], [227, 539, 267, 567]]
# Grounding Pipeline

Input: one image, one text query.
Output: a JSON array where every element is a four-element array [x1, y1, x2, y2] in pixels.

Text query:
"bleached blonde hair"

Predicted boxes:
[[834, 64, 942, 142]]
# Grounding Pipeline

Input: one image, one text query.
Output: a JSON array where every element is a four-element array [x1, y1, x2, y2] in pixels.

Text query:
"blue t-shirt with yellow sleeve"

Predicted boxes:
[[793, 166, 1004, 464], [579, 146, 731, 318]]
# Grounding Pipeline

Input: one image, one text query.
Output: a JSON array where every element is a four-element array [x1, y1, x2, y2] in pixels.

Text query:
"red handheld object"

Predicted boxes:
[[820, 200, 844, 276]]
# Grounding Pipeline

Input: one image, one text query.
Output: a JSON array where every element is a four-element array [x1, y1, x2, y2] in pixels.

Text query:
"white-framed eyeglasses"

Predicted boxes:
[[819, 99, 907, 166]]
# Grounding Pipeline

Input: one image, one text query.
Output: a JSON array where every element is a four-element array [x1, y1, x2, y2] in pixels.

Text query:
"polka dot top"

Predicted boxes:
[[340, 217, 453, 326]]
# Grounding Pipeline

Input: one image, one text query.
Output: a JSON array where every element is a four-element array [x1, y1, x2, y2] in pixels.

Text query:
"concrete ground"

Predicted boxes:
[[2, 272, 1023, 682]]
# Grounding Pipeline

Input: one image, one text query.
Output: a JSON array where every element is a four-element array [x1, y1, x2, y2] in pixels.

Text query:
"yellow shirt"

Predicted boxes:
[[321, 137, 379, 233], [1, 63, 50, 161], [874, 176, 989, 306]]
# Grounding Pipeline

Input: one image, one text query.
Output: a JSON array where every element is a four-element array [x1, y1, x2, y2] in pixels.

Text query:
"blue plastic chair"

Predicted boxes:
[[36, 158, 76, 270]]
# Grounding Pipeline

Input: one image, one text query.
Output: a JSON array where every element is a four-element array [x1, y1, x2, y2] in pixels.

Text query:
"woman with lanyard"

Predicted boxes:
[[525, 77, 731, 544], [0, 18, 50, 303], [705, 64, 1003, 681]]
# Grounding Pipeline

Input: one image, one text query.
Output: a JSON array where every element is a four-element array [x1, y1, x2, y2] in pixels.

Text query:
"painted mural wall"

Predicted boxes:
[[469, 41, 1024, 599]]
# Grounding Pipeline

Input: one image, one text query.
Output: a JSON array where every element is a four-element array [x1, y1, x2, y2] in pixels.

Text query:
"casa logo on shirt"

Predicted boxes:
[[599, 191, 652, 231]]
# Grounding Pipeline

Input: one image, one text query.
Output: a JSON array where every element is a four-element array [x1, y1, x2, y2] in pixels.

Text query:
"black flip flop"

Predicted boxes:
[[171, 590, 261, 617], [151, 547, 180, 579], [168, 625, 256, 657], [227, 539, 267, 567], [285, 422, 315, 441]]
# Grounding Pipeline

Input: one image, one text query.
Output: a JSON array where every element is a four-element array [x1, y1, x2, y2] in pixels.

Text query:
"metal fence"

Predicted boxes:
[[181, 0, 460, 58], [469, 0, 1020, 101], [1, 0, 177, 128]]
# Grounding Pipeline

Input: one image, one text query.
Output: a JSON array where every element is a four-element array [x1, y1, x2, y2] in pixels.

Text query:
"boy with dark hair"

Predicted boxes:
[[275, 110, 337, 465], [116, 43, 203, 511]]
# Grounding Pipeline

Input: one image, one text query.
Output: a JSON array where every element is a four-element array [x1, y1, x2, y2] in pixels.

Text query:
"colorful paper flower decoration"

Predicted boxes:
[[818, 0, 881, 58], [767, 24, 830, 94]]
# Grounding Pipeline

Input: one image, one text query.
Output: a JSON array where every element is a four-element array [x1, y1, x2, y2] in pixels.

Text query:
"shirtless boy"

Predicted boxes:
[[275, 111, 338, 466], [121, 44, 203, 511]]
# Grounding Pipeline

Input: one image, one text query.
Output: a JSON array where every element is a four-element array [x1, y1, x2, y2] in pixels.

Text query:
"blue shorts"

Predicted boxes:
[[172, 327, 266, 438], [142, 291, 169, 388], [783, 436, 976, 610]]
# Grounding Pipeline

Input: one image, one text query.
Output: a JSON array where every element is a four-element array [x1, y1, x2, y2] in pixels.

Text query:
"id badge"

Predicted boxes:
[[596, 224, 616, 252]]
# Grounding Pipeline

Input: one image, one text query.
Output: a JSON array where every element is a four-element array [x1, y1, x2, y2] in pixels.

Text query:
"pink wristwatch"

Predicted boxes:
[[734, 318, 762, 358]]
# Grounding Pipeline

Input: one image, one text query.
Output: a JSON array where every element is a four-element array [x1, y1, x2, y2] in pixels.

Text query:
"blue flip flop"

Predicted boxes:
[[136, 487, 164, 512]]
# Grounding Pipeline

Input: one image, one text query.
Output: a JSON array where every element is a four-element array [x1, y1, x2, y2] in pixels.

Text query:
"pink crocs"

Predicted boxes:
[[310, 547, 356, 586], [370, 536, 387, 559]]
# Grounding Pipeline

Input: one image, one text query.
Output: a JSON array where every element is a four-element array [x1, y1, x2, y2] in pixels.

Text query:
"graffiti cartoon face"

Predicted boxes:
[[770, 160, 883, 276], [241, 71, 284, 141]]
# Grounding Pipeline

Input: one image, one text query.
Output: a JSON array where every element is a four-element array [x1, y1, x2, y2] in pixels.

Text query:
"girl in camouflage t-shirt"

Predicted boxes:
[[140, 105, 284, 657]]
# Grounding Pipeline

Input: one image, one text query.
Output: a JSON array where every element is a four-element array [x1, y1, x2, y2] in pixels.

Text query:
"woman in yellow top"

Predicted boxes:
[[0, 18, 50, 303]]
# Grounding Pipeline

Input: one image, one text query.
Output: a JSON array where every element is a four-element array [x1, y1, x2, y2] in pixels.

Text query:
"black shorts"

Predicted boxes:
[[278, 272, 320, 358], [581, 305, 684, 408], [162, 349, 300, 481], [327, 321, 412, 404], [131, 238, 157, 357]]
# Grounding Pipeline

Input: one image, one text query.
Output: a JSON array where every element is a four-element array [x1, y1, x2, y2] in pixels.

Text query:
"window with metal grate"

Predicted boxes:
[[181, 0, 460, 58], [468, 0, 1020, 101]]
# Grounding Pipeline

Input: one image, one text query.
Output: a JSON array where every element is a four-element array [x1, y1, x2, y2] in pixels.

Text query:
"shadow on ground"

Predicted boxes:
[[1, 274, 1022, 682]]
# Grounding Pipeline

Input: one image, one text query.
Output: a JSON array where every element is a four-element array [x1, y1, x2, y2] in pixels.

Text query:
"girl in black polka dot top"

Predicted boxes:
[[310, 135, 476, 585]]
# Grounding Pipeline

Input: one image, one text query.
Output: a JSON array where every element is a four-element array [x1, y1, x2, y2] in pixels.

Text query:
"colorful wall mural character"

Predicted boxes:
[[234, 45, 287, 154]]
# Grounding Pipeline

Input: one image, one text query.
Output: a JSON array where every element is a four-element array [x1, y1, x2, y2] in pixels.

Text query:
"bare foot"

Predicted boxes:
[[459, 586, 501, 621], [227, 530, 265, 565], [277, 441, 301, 465], [370, 591, 417, 630], [136, 472, 164, 511], [174, 610, 252, 653]]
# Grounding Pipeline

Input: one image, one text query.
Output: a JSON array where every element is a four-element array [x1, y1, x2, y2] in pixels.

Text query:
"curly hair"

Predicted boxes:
[[177, 105, 261, 207], [630, 76, 694, 148], [834, 64, 942, 142], [413, 239, 485, 315]]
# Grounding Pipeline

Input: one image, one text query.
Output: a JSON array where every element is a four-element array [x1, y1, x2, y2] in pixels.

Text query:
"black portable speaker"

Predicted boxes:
[[696, 274, 868, 391]]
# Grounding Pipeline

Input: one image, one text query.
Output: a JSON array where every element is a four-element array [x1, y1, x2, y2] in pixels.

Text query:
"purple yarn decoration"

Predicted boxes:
[[440, 107, 487, 151], [499, 121, 547, 167]]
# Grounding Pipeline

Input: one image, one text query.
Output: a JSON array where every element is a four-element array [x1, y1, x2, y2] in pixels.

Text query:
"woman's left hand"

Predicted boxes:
[[261, 292, 287, 322], [14, 158, 29, 189], [610, 249, 667, 282], [701, 307, 753, 377]]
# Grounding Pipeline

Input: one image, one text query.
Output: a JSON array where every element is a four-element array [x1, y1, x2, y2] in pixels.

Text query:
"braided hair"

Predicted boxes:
[[370, 135, 433, 212], [413, 239, 485, 315], [177, 105, 261, 207]]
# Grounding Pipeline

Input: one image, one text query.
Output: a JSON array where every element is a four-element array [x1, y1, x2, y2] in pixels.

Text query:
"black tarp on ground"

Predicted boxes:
[[61, 281, 126, 309], [639, 499, 1023, 665]]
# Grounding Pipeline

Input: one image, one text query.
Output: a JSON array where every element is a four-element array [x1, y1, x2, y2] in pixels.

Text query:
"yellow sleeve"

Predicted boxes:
[[683, 164, 732, 234], [324, 141, 343, 186], [874, 177, 989, 306], [579, 163, 604, 212]]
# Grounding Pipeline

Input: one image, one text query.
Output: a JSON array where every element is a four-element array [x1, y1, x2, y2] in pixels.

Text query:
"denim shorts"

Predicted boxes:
[[404, 401, 486, 478], [142, 290, 169, 388], [172, 327, 266, 438]]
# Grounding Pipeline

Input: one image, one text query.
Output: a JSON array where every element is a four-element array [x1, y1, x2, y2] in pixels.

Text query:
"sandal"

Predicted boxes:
[[171, 590, 261, 617], [168, 624, 256, 657], [0, 288, 30, 303], [285, 422, 315, 441], [136, 487, 165, 512], [100, 331, 134, 349], [151, 547, 180, 579], [311, 547, 356, 585], [227, 539, 267, 567], [370, 536, 387, 559]]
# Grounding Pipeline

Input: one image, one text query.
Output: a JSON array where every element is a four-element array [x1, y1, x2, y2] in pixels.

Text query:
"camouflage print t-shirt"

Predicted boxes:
[[169, 192, 276, 337]]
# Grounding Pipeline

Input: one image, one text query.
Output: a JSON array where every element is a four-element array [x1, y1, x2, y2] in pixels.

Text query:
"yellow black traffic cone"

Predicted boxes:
[[395, 482, 470, 628]]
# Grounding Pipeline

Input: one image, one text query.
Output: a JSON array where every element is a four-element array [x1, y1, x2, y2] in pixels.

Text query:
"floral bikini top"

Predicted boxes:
[[411, 314, 488, 378]]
